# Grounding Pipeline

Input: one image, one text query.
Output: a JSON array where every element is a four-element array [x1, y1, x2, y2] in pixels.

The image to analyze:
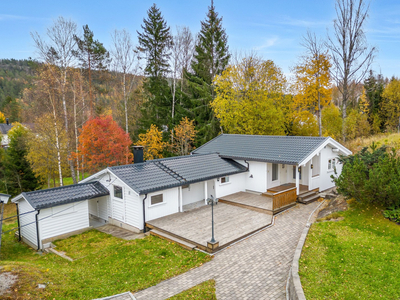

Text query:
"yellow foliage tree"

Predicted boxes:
[[344, 109, 370, 140], [0, 111, 5, 123], [359, 88, 369, 115], [172, 117, 197, 156], [291, 110, 319, 136], [26, 114, 70, 188], [292, 52, 331, 136], [212, 56, 287, 135], [381, 78, 400, 131], [321, 103, 343, 140], [138, 124, 165, 160]]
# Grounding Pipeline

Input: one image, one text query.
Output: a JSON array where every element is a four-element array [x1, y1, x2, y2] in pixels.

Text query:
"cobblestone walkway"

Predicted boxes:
[[133, 202, 318, 300]]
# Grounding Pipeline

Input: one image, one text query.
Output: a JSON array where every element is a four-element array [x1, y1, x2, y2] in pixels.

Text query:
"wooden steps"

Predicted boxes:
[[297, 190, 320, 204], [150, 229, 197, 251]]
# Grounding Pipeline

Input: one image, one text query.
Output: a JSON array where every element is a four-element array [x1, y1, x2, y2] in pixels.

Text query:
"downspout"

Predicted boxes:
[[244, 160, 250, 171], [142, 194, 148, 233], [35, 210, 40, 251], [16, 203, 21, 241]]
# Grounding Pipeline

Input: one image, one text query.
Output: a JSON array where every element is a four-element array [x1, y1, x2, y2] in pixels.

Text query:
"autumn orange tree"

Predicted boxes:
[[75, 115, 133, 173], [137, 124, 165, 160], [172, 117, 197, 156]]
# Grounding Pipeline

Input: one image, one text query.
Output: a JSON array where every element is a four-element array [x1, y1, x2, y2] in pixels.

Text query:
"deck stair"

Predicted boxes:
[[297, 190, 320, 204], [150, 229, 197, 251]]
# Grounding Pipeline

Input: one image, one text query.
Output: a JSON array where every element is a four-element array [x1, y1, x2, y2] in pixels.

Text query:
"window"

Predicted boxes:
[[293, 166, 302, 180], [114, 185, 123, 199], [151, 194, 163, 205], [328, 159, 336, 171], [220, 176, 229, 184], [272, 163, 278, 181]]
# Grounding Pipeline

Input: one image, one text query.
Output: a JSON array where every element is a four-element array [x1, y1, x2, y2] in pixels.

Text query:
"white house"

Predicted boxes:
[[0, 121, 12, 148], [11, 134, 351, 250]]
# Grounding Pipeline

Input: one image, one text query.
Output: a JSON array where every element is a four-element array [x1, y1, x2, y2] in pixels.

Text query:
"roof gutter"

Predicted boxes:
[[142, 194, 148, 233], [35, 210, 40, 251]]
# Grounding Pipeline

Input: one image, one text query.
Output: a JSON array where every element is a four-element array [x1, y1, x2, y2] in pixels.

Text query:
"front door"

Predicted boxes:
[[267, 163, 280, 189], [112, 185, 125, 222]]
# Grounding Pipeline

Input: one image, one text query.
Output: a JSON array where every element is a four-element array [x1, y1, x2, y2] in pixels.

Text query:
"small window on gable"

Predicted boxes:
[[328, 159, 336, 170], [272, 163, 278, 181], [221, 176, 229, 184], [151, 194, 163, 205], [114, 185, 123, 199]]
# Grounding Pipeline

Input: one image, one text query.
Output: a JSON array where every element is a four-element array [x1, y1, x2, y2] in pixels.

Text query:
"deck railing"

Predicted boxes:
[[269, 187, 297, 211]]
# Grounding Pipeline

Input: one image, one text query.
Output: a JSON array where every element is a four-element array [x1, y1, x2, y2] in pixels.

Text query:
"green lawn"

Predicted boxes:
[[45, 172, 91, 189], [300, 201, 400, 299], [0, 204, 211, 299], [169, 280, 216, 299]]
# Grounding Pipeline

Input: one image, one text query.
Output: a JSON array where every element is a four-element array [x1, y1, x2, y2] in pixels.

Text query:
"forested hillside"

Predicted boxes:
[[1, 0, 400, 197]]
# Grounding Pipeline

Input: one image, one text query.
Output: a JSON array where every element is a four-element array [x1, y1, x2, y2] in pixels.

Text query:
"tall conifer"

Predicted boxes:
[[186, 2, 230, 145], [137, 4, 173, 132]]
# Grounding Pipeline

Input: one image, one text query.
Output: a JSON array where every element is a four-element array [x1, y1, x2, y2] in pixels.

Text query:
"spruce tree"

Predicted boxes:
[[137, 4, 173, 132], [186, 2, 230, 145]]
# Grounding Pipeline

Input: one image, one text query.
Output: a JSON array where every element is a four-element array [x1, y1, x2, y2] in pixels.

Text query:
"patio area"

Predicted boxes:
[[146, 202, 273, 252], [219, 191, 273, 213]]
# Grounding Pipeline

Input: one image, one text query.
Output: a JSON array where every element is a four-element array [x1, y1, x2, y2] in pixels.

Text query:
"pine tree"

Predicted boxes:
[[186, 2, 230, 146], [137, 4, 173, 133], [73, 25, 110, 117]]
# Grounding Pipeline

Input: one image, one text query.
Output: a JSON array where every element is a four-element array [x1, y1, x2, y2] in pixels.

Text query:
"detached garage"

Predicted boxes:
[[12, 182, 109, 250]]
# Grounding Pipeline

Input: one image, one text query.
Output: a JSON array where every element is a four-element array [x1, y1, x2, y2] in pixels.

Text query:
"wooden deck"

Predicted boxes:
[[267, 183, 309, 194], [219, 191, 273, 213], [146, 202, 273, 252]]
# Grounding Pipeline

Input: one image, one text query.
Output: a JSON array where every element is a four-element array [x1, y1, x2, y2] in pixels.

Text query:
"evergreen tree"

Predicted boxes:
[[137, 4, 173, 133], [73, 25, 110, 117], [186, 2, 230, 146], [364, 70, 385, 115], [1, 124, 42, 196]]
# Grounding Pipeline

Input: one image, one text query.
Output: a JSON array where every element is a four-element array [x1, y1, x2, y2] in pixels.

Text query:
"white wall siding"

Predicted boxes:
[[39, 201, 89, 248], [319, 145, 342, 191], [244, 161, 266, 192], [145, 188, 179, 222], [18, 199, 37, 248], [98, 173, 142, 229], [182, 182, 204, 205], [215, 173, 246, 198]]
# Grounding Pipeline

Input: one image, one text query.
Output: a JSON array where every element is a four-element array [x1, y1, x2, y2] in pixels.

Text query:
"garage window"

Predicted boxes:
[[114, 185, 123, 199], [151, 194, 163, 205]]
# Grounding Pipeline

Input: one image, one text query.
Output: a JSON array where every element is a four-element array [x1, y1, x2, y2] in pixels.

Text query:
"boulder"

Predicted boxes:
[[317, 195, 348, 219]]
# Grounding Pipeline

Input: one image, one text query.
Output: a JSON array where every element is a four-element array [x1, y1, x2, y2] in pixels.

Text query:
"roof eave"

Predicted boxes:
[[137, 168, 248, 195]]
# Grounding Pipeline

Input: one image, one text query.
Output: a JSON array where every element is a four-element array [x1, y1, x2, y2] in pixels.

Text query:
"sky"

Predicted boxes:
[[1, 0, 399, 78]]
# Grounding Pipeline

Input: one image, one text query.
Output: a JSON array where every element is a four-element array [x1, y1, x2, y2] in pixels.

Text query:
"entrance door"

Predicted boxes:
[[112, 185, 125, 222], [267, 163, 280, 189]]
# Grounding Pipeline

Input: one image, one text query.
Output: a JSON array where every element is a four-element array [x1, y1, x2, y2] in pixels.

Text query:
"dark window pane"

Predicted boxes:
[[151, 194, 163, 205], [114, 186, 123, 199]]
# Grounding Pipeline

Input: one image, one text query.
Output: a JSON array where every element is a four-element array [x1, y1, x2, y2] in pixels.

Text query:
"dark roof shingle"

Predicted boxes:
[[21, 181, 110, 210], [0, 123, 12, 135], [192, 134, 329, 165], [109, 153, 247, 194]]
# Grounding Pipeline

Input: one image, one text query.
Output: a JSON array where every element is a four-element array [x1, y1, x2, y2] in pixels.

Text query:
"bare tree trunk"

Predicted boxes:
[[318, 91, 322, 136]]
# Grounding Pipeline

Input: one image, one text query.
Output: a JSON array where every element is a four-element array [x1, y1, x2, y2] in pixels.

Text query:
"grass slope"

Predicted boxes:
[[0, 204, 211, 299], [345, 133, 400, 154], [300, 201, 400, 299], [168, 280, 217, 299]]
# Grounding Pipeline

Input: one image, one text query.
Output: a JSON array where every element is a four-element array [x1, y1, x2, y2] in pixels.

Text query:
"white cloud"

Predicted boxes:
[[253, 37, 279, 51]]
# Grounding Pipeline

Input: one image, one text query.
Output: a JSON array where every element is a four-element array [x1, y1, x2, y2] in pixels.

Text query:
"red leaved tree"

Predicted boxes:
[[74, 115, 133, 173]]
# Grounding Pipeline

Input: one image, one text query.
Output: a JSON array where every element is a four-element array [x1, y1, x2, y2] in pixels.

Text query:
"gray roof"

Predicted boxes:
[[20, 181, 109, 210], [193, 134, 329, 165], [0, 123, 12, 135], [109, 153, 247, 195]]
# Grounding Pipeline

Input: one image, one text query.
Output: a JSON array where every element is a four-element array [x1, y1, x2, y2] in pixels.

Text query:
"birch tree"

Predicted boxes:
[[31, 16, 78, 183], [110, 29, 138, 134], [326, 0, 376, 140]]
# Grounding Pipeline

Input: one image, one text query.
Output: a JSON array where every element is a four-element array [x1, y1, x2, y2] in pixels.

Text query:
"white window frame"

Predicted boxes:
[[220, 176, 230, 185], [328, 158, 336, 172], [113, 185, 123, 199], [150, 194, 164, 206]]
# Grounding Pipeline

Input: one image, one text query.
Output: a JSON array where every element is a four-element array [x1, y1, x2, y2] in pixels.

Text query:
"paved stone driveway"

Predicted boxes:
[[133, 202, 319, 300]]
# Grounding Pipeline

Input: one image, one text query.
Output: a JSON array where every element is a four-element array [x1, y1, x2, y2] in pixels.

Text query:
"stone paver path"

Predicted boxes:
[[134, 202, 318, 300]]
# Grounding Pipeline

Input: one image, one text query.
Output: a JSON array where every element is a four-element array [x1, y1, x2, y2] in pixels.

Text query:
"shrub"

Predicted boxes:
[[383, 206, 400, 223], [334, 143, 400, 208]]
